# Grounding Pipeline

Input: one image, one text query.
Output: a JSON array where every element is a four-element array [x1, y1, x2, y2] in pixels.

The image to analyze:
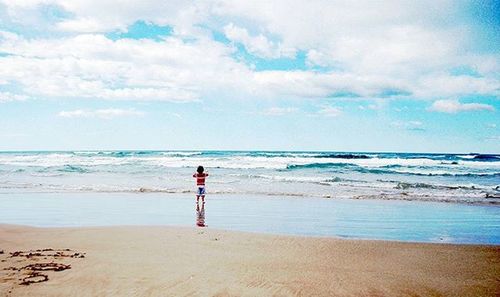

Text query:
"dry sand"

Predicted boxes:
[[0, 224, 499, 297]]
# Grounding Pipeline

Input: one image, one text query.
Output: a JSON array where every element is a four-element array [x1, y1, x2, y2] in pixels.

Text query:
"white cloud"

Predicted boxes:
[[261, 107, 298, 116], [0, 0, 498, 104], [306, 49, 334, 68], [213, 0, 499, 99], [252, 70, 407, 99], [428, 100, 495, 113], [2, 0, 195, 33], [391, 120, 425, 131], [317, 106, 342, 117], [0, 31, 249, 102], [168, 112, 182, 119], [58, 108, 145, 119], [0, 30, 422, 102], [394, 106, 409, 112], [223, 23, 295, 59], [56, 18, 109, 33], [0, 92, 29, 103], [414, 75, 500, 98], [359, 103, 385, 111], [213, 1, 467, 69]]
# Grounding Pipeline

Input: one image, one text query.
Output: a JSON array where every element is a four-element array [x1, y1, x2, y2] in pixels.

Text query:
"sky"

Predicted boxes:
[[0, 0, 498, 153]]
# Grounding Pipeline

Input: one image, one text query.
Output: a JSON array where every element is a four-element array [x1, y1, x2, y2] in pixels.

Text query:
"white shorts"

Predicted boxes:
[[197, 186, 206, 196]]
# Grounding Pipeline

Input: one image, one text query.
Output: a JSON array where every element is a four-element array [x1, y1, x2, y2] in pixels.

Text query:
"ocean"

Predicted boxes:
[[0, 151, 499, 204]]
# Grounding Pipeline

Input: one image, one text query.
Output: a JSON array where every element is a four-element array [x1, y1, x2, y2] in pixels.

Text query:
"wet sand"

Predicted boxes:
[[0, 224, 499, 296], [2, 192, 500, 244]]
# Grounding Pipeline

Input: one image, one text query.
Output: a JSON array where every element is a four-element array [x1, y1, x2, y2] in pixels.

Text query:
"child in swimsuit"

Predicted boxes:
[[193, 165, 208, 204]]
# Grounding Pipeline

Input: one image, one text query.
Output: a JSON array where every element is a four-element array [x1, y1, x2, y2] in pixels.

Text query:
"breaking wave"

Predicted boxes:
[[0, 150, 499, 204]]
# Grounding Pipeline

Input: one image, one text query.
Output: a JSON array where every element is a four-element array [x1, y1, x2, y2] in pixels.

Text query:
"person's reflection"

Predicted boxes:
[[196, 202, 207, 227]]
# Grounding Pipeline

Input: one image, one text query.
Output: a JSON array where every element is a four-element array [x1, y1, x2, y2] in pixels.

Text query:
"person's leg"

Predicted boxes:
[[201, 195, 205, 203], [196, 187, 202, 203]]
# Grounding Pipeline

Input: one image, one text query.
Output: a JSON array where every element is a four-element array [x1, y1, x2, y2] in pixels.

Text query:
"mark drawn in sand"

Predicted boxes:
[[9, 248, 85, 259], [0, 248, 85, 295]]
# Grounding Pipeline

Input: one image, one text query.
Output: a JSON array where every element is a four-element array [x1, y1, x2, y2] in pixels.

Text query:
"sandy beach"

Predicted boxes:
[[0, 224, 498, 297]]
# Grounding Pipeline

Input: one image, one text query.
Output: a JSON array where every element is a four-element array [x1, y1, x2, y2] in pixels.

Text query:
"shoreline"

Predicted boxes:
[[2, 192, 499, 245], [2, 190, 500, 206], [1, 224, 499, 296], [2, 190, 499, 206], [3, 222, 500, 247]]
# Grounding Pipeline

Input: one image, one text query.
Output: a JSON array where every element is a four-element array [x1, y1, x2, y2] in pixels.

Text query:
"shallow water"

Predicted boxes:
[[1, 193, 499, 244]]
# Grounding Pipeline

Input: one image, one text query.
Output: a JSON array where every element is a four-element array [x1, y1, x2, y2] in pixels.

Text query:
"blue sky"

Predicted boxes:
[[0, 0, 498, 152]]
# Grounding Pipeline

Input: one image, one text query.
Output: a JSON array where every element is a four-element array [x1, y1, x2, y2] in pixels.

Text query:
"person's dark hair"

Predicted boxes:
[[197, 166, 204, 174]]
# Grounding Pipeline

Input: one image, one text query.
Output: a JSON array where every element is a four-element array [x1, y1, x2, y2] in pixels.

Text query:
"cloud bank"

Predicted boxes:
[[0, 0, 498, 105], [58, 108, 145, 119], [429, 100, 495, 113]]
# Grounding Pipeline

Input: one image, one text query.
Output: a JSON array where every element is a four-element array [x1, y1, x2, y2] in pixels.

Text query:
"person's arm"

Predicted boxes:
[[193, 173, 197, 178]]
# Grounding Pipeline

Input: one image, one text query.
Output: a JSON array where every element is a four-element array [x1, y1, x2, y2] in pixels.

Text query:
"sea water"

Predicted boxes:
[[1, 193, 499, 244], [1, 151, 499, 244], [0, 151, 498, 204]]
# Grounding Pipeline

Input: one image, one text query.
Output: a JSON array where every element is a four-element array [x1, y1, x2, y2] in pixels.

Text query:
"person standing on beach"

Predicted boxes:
[[193, 166, 208, 204]]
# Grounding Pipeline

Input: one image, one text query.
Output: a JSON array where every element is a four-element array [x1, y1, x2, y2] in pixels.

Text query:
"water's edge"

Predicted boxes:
[[2, 192, 499, 245]]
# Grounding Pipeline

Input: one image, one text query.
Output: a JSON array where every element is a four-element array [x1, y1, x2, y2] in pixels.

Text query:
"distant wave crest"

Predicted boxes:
[[313, 153, 371, 159], [472, 154, 500, 161], [285, 162, 499, 177], [286, 163, 350, 170]]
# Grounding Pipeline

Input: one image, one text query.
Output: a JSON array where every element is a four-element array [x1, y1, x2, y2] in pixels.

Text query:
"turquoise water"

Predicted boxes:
[[0, 151, 499, 204], [1, 193, 499, 244], [1, 150, 499, 244]]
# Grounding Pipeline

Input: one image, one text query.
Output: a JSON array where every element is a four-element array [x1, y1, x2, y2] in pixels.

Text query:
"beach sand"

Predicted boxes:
[[0, 224, 499, 297]]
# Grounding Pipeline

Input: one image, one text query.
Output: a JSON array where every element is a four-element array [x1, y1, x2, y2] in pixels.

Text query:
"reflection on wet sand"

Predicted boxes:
[[196, 203, 206, 227]]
